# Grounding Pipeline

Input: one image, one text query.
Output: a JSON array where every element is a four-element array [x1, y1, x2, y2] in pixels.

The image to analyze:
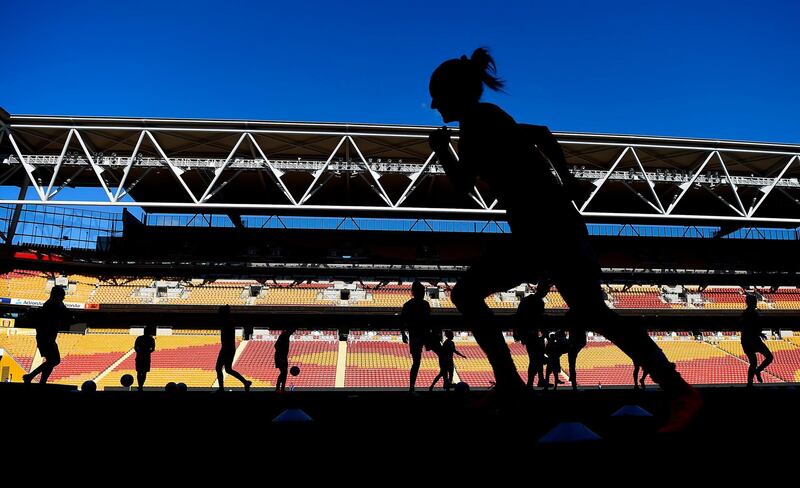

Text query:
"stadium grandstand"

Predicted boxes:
[[1, 110, 800, 392]]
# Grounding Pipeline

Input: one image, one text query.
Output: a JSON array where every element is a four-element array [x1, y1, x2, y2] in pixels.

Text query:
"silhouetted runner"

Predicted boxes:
[[514, 282, 550, 388], [430, 330, 466, 391], [633, 361, 649, 389], [544, 329, 567, 389], [134, 325, 156, 391], [215, 305, 252, 392], [23, 286, 72, 385], [565, 312, 587, 391], [741, 294, 773, 387], [400, 280, 432, 392], [428, 47, 701, 430], [275, 327, 296, 392]]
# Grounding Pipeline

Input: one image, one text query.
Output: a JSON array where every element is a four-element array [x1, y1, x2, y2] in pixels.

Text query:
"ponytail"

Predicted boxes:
[[467, 47, 505, 92]]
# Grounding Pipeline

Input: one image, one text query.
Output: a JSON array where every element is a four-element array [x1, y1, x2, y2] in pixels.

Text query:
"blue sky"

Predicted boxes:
[[2, 0, 798, 143]]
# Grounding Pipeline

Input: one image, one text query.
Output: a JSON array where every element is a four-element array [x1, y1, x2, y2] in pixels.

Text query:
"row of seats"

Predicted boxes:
[[7, 270, 800, 311], [234, 339, 338, 388], [47, 334, 136, 385], [610, 292, 671, 309], [346, 339, 440, 387], [3, 272, 51, 301], [253, 288, 332, 305], [182, 287, 245, 305], [97, 335, 223, 389], [90, 285, 143, 304], [4, 329, 800, 388], [0, 331, 38, 371], [1, 270, 99, 302]]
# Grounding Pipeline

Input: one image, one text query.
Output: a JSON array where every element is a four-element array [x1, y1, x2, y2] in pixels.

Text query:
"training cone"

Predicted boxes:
[[612, 405, 653, 417], [272, 408, 313, 423], [538, 422, 601, 443]]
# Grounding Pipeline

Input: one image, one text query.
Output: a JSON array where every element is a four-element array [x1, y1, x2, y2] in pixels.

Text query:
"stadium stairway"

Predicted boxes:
[[709, 339, 793, 382], [0, 353, 26, 382], [93, 348, 135, 387], [28, 349, 42, 374], [335, 341, 347, 388]]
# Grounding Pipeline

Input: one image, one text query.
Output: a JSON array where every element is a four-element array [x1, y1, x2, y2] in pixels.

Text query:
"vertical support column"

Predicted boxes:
[[5, 178, 29, 246]]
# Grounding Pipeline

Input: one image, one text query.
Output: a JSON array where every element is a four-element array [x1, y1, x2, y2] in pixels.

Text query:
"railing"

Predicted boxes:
[[1, 205, 799, 253]]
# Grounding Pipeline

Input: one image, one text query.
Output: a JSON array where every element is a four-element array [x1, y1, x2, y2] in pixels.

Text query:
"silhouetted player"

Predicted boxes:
[[215, 305, 252, 392], [633, 361, 649, 389], [537, 282, 586, 390], [275, 327, 296, 392], [428, 48, 700, 430], [134, 325, 156, 391], [741, 294, 773, 387], [514, 283, 550, 388], [400, 280, 432, 392], [565, 314, 587, 391], [23, 286, 71, 385], [544, 330, 567, 389], [430, 330, 466, 391]]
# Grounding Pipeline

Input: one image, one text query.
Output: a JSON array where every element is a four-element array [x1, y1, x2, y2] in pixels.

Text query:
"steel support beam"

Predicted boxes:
[[5, 178, 30, 246]]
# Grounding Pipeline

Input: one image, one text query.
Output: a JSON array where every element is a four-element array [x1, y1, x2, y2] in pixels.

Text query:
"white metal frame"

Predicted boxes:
[[3, 119, 800, 226]]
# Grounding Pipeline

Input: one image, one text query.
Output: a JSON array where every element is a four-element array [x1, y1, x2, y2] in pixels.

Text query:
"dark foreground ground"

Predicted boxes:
[[4, 383, 798, 480]]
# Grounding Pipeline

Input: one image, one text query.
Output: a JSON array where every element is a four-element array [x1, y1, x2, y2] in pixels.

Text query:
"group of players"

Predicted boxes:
[[401, 276, 775, 393], [21, 293, 298, 392]]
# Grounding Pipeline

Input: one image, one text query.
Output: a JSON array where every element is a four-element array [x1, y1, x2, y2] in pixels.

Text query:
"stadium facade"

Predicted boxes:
[[2, 108, 800, 389]]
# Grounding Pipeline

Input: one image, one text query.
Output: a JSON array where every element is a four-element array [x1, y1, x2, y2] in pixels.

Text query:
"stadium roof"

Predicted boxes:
[[2, 109, 800, 226]]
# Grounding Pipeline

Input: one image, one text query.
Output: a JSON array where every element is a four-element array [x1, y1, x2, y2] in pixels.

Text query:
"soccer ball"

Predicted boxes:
[[120, 374, 134, 388]]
